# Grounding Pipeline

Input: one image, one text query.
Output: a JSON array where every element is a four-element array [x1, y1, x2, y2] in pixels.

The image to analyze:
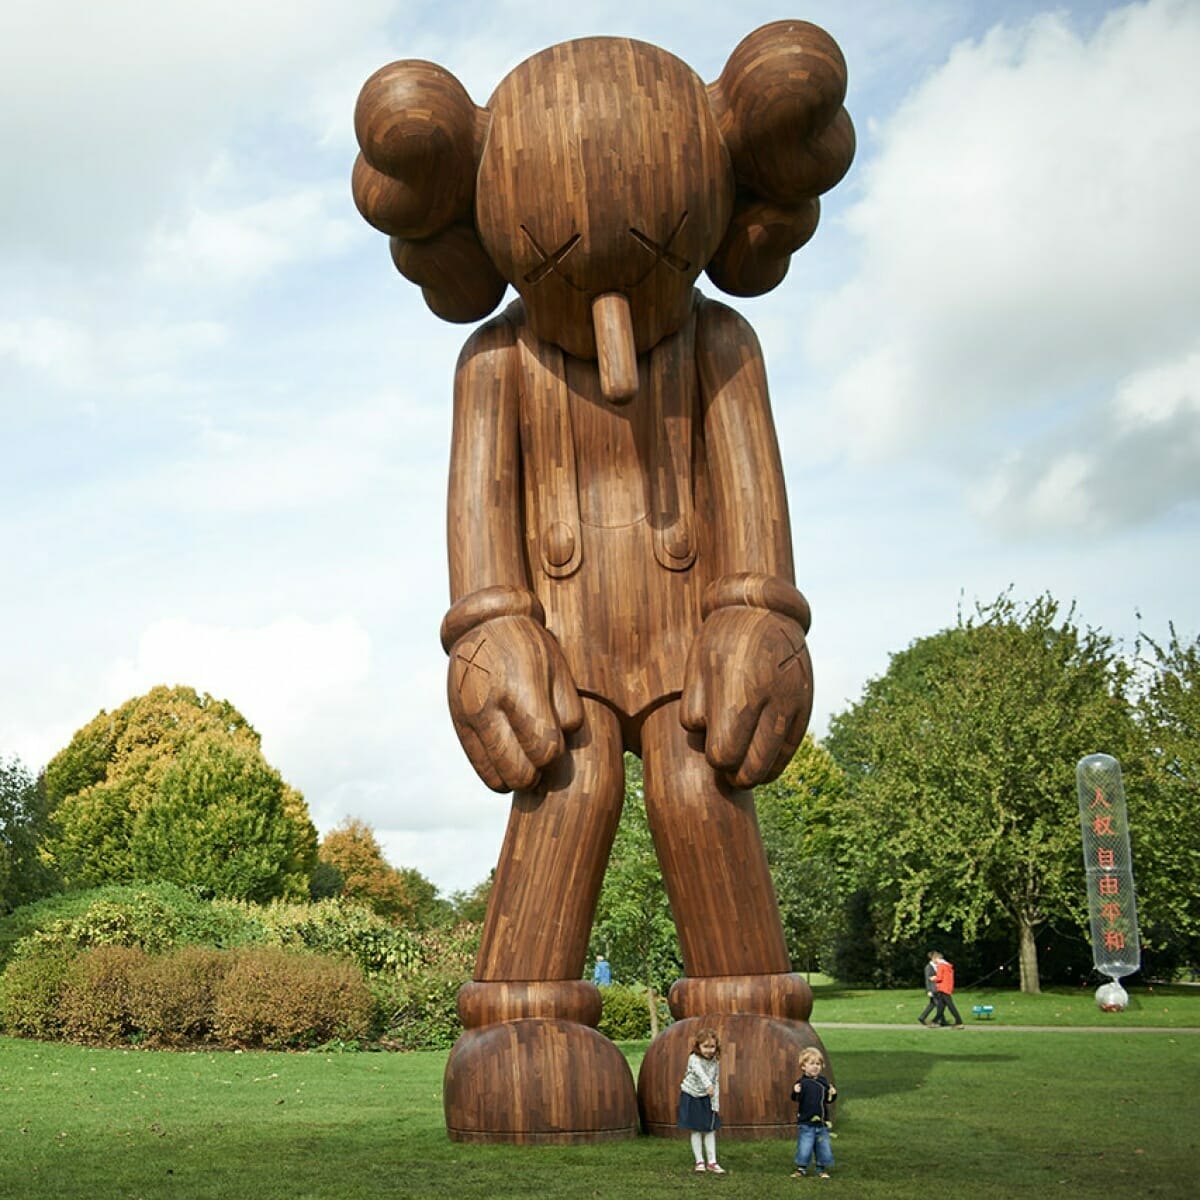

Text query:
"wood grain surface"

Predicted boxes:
[[353, 19, 854, 1145]]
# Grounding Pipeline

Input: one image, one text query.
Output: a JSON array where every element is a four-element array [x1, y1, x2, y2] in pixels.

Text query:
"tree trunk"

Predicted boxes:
[[647, 985, 660, 1039], [1017, 916, 1041, 994]]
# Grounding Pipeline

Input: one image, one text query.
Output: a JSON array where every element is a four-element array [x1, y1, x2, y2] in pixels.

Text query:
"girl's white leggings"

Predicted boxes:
[[690, 1130, 717, 1164]]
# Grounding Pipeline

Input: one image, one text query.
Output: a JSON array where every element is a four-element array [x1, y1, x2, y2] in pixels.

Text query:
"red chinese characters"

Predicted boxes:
[[1075, 754, 1140, 980]]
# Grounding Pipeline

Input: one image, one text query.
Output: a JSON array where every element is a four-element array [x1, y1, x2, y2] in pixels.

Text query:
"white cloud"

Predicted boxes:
[[971, 345, 1200, 533], [807, 0, 1200, 529], [378, 822, 506, 895], [144, 186, 357, 287], [0, 315, 227, 392], [1113, 350, 1200, 434], [106, 614, 372, 765], [0, 0, 399, 263], [141, 390, 447, 514]]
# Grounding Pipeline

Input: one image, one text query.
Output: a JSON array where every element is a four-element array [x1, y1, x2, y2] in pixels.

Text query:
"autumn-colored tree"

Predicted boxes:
[[318, 818, 447, 927], [43, 686, 317, 901]]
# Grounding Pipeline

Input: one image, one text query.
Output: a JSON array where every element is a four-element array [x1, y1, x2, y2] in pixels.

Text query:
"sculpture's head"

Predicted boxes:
[[353, 22, 854, 400]]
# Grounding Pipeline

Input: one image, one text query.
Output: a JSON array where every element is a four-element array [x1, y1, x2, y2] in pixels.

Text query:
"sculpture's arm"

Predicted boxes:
[[447, 314, 527, 600], [443, 316, 582, 792], [681, 299, 813, 788]]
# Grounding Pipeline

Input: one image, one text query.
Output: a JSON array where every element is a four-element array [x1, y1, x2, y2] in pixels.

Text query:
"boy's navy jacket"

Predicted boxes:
[[791, 1074, 837, 1125]]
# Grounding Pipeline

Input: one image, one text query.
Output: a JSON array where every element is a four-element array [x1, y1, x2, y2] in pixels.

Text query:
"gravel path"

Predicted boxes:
[[818, 1021, 1200, 1034]]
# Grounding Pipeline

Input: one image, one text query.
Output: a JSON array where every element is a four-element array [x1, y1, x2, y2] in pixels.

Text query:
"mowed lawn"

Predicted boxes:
[[1, 991, 1198, 1200]]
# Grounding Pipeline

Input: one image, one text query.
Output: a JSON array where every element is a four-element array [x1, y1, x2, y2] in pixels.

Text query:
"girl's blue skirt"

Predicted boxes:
[[678, 1091, 721, 1132]]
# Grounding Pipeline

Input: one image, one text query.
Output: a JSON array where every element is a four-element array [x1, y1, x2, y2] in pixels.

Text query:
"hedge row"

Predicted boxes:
[[0, 886, 669, 1049], [0, 882, 420, 976], [0, 944, 372, 1049]]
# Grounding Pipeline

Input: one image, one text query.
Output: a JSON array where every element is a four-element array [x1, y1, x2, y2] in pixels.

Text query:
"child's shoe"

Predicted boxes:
[[706, 1163, 726, 1174], [694, 1162, 707, 1172], [790, 1168, 807, 1178]]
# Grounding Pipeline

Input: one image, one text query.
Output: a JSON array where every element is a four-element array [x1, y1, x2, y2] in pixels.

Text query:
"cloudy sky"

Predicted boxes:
[[2, 0, 1197, 894]]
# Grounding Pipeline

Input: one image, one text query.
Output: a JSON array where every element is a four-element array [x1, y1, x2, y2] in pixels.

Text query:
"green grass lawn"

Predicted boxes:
[[2, 992, 1198, 1199]]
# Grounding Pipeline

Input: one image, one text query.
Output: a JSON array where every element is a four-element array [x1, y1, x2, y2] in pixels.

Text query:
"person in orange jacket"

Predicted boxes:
[[932, 951, 965, 1028]]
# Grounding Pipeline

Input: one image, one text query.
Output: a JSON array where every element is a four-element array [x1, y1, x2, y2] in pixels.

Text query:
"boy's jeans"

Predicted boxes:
[[795, 1122, 834, 1172]]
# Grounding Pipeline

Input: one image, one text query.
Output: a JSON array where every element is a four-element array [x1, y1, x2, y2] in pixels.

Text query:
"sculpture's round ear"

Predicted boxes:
[[706, 198, 821, 297], [353, 61, 503, 322], [390, 225, 507, 324], [706, 21, 855, 296]]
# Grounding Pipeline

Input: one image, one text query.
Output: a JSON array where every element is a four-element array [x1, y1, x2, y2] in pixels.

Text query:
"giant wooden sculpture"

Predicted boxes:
[[353, 21, 854, 1143]]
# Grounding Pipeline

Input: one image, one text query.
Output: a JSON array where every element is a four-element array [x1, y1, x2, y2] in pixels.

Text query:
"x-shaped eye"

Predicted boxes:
[[629, 211, 691, 273], [520, 225, 581, 285]]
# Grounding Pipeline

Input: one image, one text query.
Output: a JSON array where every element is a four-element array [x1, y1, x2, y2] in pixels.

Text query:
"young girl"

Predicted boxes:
[[678, 1028, 724, 1173], [791, 1047, 837, 1178]]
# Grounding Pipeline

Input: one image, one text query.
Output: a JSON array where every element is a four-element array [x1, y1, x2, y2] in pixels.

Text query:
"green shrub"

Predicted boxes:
[[596, 983, 669, 1041], [372, 967, 463, 1050], [247, 898, 421, 975], [0, 888, 418, 981], [59, 945, 147, 1045], [0, 882, 265, 967], [213, 946, 372, 1049], [131, 946, 231, 1047], [0, 944, 74, 1039], [372, 923, 480, 1049]]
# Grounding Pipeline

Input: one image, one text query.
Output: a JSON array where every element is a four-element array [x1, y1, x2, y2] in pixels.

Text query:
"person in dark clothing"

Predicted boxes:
[[932, 951, 965, 1027], [917, 950, 939, 1025], [790, 1047, 837, 1178]]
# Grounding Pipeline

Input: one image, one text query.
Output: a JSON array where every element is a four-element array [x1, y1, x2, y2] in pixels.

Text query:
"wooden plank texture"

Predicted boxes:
[[353, 18, 854, 1145]]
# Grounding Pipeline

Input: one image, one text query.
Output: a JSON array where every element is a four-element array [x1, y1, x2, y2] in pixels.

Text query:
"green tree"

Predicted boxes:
[[1, 757, 56, 912], [824, 593, 1141, 993], [754, 736, 847, 973], [591, 755, 681, 1035], [449, 871, 493, 924], [43, 686, 317, 901], [1135, 625, 1200, 971]]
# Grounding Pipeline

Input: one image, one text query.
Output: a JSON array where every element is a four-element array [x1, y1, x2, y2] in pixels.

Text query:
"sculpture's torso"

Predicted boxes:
[[511, 298, 714, 719]]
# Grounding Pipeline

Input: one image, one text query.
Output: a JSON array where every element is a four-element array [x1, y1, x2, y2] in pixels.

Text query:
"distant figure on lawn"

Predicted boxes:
[[932, 951, 965, 1028], [917, 950, 939, 1026], [592, 955, 612, 986]]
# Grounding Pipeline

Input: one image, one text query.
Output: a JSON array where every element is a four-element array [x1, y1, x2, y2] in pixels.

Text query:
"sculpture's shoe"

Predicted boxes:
[[637, 973, 831, 1139], [444, 981, 638, 1144], [444, 1019, 638, 1143]]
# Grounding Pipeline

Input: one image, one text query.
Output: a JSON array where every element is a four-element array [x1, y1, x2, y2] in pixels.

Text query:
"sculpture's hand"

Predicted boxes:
[[446, 614, 583, 792], [681, 605, 812, 789]]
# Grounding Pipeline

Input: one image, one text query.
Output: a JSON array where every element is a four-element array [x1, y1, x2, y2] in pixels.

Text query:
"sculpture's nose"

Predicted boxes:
[[591, 292, 638, 403]]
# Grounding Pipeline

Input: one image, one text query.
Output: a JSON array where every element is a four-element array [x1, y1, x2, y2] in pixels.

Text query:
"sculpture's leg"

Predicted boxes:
[[444, 697, 638, 1144], [636, 700, 830, 1139]]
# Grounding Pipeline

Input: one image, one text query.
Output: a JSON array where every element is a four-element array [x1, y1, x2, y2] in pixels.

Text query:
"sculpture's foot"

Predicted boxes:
[[444, 981, 638, 1144], [637, 973, 829, 1140]]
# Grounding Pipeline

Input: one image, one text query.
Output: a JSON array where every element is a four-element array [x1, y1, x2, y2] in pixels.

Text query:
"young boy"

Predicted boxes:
[[790, 1047, 837, 1178]]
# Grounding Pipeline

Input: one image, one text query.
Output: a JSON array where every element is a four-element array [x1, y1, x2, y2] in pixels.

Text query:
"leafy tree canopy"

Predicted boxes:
[[1, 757, 55, 913], [42, 686, 317, 902], [823, 593, 1141, 993], [591, 755, 682, 1032], [754, 735, 847, 972], [1133, 624, 1200, 967], [318, 818, 449, 928]]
